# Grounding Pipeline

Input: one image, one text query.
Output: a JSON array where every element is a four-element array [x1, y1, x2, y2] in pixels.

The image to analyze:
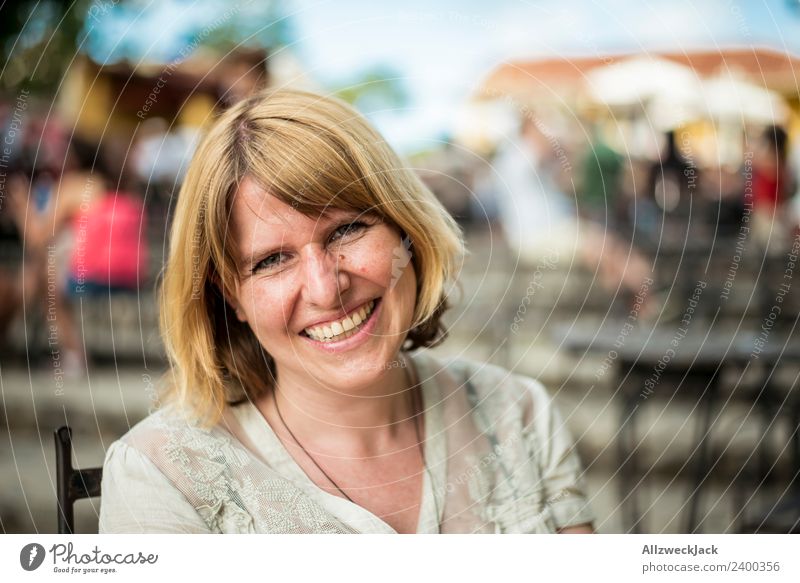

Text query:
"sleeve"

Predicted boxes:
[[99, 440, 212, 534], [522, 378, 595, 530]]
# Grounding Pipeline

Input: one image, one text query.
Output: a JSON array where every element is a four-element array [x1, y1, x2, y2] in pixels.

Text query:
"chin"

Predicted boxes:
[[314, 341, 406, 393]]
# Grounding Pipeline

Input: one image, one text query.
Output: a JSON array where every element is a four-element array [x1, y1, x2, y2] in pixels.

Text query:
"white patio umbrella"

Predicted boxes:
[[587, 56, 703, 108], [586, 56, 704, 130], [699, 74, 789, 125]]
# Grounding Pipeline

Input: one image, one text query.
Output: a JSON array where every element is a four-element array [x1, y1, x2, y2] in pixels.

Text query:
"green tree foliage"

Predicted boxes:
[[0, 0, 90, 92], [334, 65, 409, 111]]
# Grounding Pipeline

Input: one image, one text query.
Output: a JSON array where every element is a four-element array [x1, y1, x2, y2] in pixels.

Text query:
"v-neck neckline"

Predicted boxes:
[[230, 351, 446, 534]]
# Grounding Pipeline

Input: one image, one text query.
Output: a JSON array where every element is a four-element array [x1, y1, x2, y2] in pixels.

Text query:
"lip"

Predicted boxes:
[[300, 297, 382, 353], [300, 298, 377, 332]]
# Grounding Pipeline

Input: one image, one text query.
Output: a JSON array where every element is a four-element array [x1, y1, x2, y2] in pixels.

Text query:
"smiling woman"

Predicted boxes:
[[98, 89, 594, 534]]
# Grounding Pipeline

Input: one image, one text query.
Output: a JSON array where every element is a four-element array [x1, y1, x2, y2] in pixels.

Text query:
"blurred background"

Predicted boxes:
[[2, 0, 800, 534]]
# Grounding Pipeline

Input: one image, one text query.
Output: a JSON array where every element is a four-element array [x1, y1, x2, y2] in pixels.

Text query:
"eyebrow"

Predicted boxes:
[[239, 209, 363, 272]]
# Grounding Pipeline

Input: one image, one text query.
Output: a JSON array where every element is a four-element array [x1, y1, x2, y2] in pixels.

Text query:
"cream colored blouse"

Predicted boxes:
[[99, 351, 594, 533]]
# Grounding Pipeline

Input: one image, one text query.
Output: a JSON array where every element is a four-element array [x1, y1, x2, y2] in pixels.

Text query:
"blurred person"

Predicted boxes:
[[416, 137, 475, 226], [788, 126, 800, 233], [578, 123, 622, 222], [493, 114, 652, 304], [789, 130, 800, 235], [8, 141, 105, 375], [8, 138, 148, 376], [750, 125, 794, 255], [704, 163, 747, 235], [0, 261, 21, 350], [99, 89, 594, 534], [0, 114, 21, 347], [646, 130, 696, 215], [69, 138, 149, 294], [0, 170, 29, 349]]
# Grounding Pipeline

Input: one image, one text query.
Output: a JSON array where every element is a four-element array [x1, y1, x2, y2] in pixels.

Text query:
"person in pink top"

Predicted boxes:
[[750, 126, 794, 256], [68, 189, 147, 294], [9, 138, 148, 376]]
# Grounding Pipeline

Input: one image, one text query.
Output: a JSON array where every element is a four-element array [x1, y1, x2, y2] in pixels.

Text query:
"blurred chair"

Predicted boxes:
[[54, 426, 102, 534], [735, 363, 800, 533]]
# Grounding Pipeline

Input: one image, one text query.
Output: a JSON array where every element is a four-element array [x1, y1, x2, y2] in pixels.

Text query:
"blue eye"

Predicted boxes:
[[250, 220, 371, 275], [330, 221, 368, 243], [253, 252, 287, 273]]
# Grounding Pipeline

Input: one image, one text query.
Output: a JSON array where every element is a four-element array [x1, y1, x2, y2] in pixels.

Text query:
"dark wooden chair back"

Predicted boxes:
[[54, 426, 102, 534]]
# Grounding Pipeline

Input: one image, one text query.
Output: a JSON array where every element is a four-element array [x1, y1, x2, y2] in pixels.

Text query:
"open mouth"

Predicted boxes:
[[300, 298, 381, 343]]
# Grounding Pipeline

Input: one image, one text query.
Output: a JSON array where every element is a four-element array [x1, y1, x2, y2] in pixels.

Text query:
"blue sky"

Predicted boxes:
[[291, 0, 800, 149], [85, 0, 800, 151]]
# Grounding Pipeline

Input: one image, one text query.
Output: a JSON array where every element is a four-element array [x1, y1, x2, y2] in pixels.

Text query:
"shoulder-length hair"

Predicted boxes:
[[160, 88, 465, 424]]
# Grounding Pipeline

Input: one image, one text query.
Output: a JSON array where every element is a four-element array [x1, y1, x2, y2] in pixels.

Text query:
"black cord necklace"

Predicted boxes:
[[272, 354, 439, 531], [273, 387, 360, 503]]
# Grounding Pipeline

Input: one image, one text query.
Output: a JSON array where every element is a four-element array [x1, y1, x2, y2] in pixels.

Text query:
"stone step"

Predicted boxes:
[[584, 467, 794, 533], [0, 429, 107, 533], [0, 366, 157, 437], [4, 292, 164, 362], [0, 366, 160, 533]]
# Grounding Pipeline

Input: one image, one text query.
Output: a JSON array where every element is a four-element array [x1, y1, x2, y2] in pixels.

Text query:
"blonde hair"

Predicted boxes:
[[160, 89, 465, 424]]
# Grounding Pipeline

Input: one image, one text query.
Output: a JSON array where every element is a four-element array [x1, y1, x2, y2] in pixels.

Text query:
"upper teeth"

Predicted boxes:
[[304, 300, 375, 342]]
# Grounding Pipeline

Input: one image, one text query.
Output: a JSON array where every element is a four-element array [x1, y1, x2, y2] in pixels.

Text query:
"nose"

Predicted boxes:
[[300, 244, 350, 307]]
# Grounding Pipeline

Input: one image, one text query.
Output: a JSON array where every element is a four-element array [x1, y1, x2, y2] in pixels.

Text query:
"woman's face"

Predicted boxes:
[[226, 176, 417, 392]]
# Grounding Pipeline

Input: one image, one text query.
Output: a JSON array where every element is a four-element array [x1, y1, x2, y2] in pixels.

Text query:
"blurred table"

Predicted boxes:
[[553, 322, 800, 533]]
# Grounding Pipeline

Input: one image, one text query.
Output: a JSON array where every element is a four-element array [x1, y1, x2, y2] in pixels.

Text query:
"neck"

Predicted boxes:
[[264, 353, 418, 455]]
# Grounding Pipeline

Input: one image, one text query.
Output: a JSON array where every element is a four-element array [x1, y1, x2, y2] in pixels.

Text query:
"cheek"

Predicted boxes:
[[241, 281, 295, 335], [347, 239, 396, 285]]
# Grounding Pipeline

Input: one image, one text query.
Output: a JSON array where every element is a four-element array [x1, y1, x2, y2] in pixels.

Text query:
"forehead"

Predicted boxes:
[[230, 176, 353, 246]]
